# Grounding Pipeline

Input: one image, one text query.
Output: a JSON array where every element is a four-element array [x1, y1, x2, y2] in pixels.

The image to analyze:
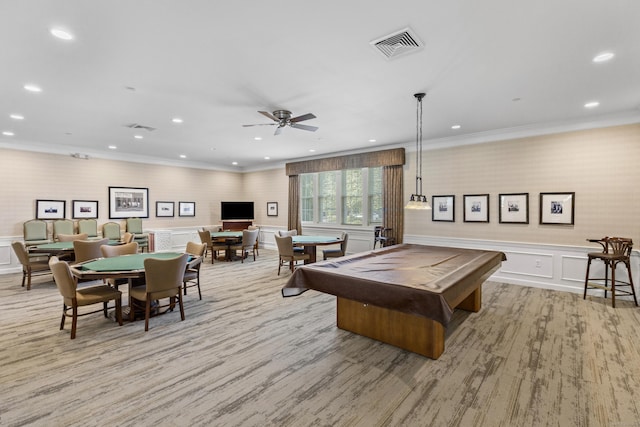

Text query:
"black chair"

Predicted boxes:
[[584, 237, 638, 307], [373, 226, 395, 249]]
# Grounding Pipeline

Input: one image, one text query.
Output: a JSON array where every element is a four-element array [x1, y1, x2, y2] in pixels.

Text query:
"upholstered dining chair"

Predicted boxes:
[[53, 219, 74, 241], [183, 241, 206, 299], [323, 232, 349, 260], [198, 229, 227, 264], [49, 256, 123, 339], [23, 219, 50, 246], [277, 229, 304, 253], [11, 241, 51, 290], [57, 233, 89, 242], [73, 238, 108, 263], [275, 235, 309, 275], [229, 229, 260, 263], [102, 222, 121, 240], [121, 232, 135, 244], [248, 225, 260, 256], [129, 254, 189, 331], [584, 237, 638, 308], [100, 242, 139, 289], [126, 218, 149, 252], [77, 219, 98, 238]]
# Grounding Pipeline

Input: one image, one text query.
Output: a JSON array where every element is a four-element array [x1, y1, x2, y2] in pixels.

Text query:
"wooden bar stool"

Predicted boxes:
[[584, 237, 638, 307]]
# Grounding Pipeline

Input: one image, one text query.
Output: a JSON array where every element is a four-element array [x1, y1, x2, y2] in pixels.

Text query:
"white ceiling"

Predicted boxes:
[[1, 1, 639, 171]]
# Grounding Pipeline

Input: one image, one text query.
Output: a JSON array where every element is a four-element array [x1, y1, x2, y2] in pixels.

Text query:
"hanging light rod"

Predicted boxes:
[[405, 92, 431, 210]]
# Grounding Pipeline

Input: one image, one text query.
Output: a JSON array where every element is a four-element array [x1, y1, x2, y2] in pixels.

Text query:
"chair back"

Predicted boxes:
[[126, 218, 143, 234], [242, 229, 260, 248], [11, 241, 31, 266], [198, 229, 212, 246], [374, 226, 384, 239], [102, 222, 121, 240], [121, 232, 135, 243], [186, 241, 206, 257], [53, 219, 74, 240], [607, 237, 633, 257], [101, 242, 138, 258], [144, 254, 189, 296], [275, 235, 294, 257], [49, 256, 77, 301], [73, 238, 108, 263], [277, 229, 298, 237], [77, 219, 98, 237], [23, 219, 48, 242], [340, 232, 349, 253], [57, 233, 88, 242]]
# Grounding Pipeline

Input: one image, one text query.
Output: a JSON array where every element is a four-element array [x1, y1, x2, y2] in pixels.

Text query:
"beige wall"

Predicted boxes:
[[0, 149, 252, 236], [404, 123, 640, 246], [3, 122, 639, 247]]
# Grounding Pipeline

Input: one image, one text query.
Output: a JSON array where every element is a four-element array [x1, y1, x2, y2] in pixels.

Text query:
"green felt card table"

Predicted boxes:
[[70, 252, 188, 280], [291, 235, 343, 264], [29, 240, 122, 256]]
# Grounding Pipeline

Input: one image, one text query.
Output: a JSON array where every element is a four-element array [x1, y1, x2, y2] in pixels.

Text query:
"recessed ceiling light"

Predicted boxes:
[[172, 117, 183, 123], [254, 137, 262, 141], [108, 145, 117, 150], [368, 139, 376, 143], [264, 156, 270, 160], [179, 154, 187, 159], [584, 101, 600, 108], [134, 135, 143, 139], [593, 52, 614, 63], [24, 84, 42, 92], [50, 27, 74, 40], [3, 131, 15, 136], [10, 114, 24, 120], [232, 161, 238, 165], [309, 149, 316, 152], [451, 125, 461, 129]]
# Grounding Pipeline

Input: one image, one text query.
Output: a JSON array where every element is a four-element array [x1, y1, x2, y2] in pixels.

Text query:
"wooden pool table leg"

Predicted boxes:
[[456, 286, 481, 312], [336, 297, 445, 359]]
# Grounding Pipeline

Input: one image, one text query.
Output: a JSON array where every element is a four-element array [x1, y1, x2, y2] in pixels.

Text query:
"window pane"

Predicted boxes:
[[300, 174, 314, 222], [342, 169, 363, 225], [369, 167, 383, 224], [318, 171, 336, 223]]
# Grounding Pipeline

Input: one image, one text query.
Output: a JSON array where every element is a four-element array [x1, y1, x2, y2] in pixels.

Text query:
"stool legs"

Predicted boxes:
[[584, 257, 638, 307]]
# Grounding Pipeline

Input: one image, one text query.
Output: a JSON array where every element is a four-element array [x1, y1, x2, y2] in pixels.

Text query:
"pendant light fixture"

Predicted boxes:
[[405, 92, 431, 209]]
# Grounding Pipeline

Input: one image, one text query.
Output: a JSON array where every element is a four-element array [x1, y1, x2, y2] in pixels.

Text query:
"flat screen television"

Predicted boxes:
[[221, 201, 254, 220]]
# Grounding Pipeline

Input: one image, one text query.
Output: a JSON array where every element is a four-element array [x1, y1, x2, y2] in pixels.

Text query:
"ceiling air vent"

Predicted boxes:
[[370, 27, 423, 60], [124, 123, 156, 132]]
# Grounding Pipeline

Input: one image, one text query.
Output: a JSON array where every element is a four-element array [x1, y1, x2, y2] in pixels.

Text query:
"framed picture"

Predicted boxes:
[[499, 193, 529, 224], [432, 195, 455, 222], [179, 201, 196, 217], [36, 199, 66, 220], [540, 192, 575, 225], [267, 202, 278, 217], [156, 201, 175, 217], [72, 200, 99, 219], [108, 186, 149, 219], [463, 194, 490, 223]]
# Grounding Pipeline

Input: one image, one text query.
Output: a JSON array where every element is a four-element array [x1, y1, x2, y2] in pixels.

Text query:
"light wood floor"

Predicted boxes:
[[1, 249, 639, 426]]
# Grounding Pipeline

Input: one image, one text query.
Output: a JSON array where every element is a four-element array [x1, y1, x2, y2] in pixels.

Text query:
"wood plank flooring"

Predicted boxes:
[[1, 249, 639, 426]]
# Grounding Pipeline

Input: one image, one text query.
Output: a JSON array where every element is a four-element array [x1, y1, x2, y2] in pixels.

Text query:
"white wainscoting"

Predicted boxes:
[[2, 229, 638, 302]]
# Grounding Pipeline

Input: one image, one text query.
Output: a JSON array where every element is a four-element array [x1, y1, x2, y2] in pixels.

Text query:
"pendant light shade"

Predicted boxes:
[[405, 92, 431, 210]]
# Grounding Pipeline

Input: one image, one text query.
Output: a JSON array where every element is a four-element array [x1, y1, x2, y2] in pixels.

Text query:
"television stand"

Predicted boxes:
[[222, 221, 252, 231]]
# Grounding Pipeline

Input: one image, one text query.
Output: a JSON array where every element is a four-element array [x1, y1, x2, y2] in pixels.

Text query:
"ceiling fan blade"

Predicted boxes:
[[242, 123, 276, 127], [291, 123, 318, 132], [259, 111, 278, 121], [274, 126, 283, 136], [290, 113, 316, 123]]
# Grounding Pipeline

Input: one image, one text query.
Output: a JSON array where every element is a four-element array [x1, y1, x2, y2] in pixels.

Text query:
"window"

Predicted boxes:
[[318, 171, 336, 223], [301, 167, 382, 226]]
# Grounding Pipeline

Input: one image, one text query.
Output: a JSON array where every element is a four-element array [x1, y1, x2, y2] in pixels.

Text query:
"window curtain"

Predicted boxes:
[[382, 165, 404, 244], [285, 148, 405, 238], [288, 175, 301, 234]]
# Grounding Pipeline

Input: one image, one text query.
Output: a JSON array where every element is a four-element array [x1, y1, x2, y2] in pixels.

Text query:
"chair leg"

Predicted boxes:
[[289, 261, 294, 273], [71, 306, 78, 339], [584, 258, 592, 299], [26, 267, 32, 291], [604, 261, 610, 299], [60, 304, 66, 330], [145, 298, 151, 331], [178, 294, 185, 321], [21, 271, 26, 288], [611, 262, 616, 308], [103, 301, 108, 318], [196, 273, 202, 300], [115, 298, 123, 326]]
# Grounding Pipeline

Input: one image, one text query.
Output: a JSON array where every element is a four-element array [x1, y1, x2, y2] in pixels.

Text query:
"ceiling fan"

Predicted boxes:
[[242, 110, 318, 135]]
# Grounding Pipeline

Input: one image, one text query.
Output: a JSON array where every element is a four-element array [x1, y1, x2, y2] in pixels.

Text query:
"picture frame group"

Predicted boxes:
[[428, 192, 574, 225]]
